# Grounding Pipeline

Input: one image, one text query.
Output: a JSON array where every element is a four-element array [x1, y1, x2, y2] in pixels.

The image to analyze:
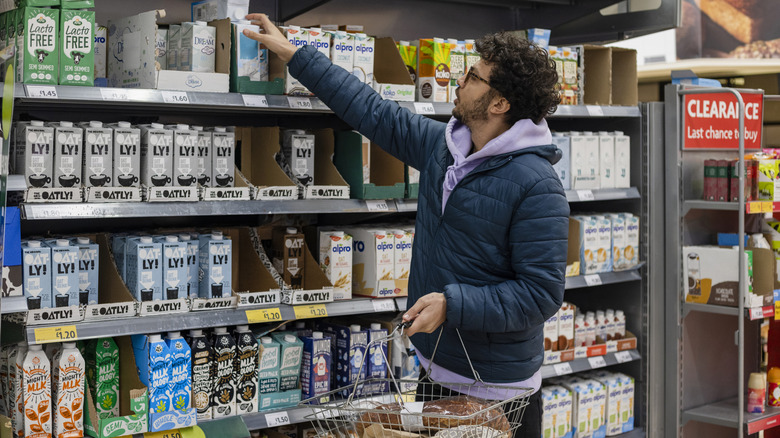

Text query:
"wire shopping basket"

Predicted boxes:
[[299, 322, 533, 438]]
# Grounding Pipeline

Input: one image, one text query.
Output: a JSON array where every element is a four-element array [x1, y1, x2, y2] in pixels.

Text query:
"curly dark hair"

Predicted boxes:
[[475, 32, 559, 124]]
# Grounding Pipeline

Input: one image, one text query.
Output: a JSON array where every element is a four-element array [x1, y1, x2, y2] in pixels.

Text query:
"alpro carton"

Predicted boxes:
[[392, 229, 413, 286], [178, 234, 198, 298], [81, 120, 114, 188], [551, 132, 571, 190], [575, 216, 599, 275], [594, 215, 613, 273], [23, 240, 52, 309], [166, 124, 198, 187], [234, 326, 258, 415], [167, 24, 180, 71], [330, 31, 353, 72], [132, 334, 172, 414], [257, 336, 280, 394], [541, 387, 557, 438], [59, 9, 94, 86], [586, 379, 607, 434], [140, 123, 174, 188], [24, 120, 55, 189], [308, 28, 330, 58], [52, 342, 85, 438], [348, 228, 396, 298], [613, 131, 630, 189], [23, 344, 52, 438], [165, 332, 192, 411], [615, 373, 635, 432], [607, 214, 627, 271], [301, 331, 330, 403], [352, 33, 374, 84], [587, 372, 622, 436], [94, 25, 106, 81], [23, 7, 59, 85], [85, 337, 119, 420], [211, 127, 235, 188], [156, 236, 188, 300], [270, 333, 303, 392], [211, 327, 236, 418], [417, 38, 451, 102], [318, 231, 352, 300], [125, 236, 163, 302], [155, 28, 167, 70], [284, 26, 310, 95], [192, 126, 212, 187], [622, 214, 639, 269], [110, 122, 141, 188], [46, 239, 80, 307], [180, 21, 215, 73], [558, 302, 575, 351], [334, 324, 368, 395], [551, 385, 573, 438], [73, 236, 99, 305], [50, 121, 83, 189], [188, 330, 213, 421], [543, 313, 558, 352], [598, 131, 615, 189], [198, 232, 232, 298]]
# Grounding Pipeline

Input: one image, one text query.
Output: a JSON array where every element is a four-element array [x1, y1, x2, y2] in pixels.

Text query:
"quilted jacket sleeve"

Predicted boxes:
[[288, 45, 441, 170], [442, 176, 570, 333]]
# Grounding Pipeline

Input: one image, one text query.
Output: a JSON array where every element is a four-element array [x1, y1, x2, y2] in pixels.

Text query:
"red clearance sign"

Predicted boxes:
[[683, 91, 764, 150]]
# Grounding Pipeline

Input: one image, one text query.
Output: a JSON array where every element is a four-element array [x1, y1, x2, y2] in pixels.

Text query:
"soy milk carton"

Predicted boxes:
[[23, 120, 55, 189], [110, 122, 141, 188], [23, 7, 59, 85], [417, 38, 451, 102], [613, 131, 630, 188], [52, 342, 85, 438], [140, 124, 174, 188], [46, 239, 79, 307], [132, 334, 172, 413], [81, 121, 114, 188], [348, 228, 395, 297], [73, 236, 98, 305], [165, 332, 192, 411], [301, 331, 330, 402], [188, 330, 213, 421], [23, 241, 52, 309], [192, 126, 212, 187], [552, 132, 571, 190], [271, 333, 303, 392], [318, 231, 352, 300], [59, 9, 94, 86], [85, 338, 119, 420], [51, 121, 83, 188], [392, 229, 413, 284], [156, 28, 167, 70], [165, 124, 198, 187], [598, 132, 615, 189], [211, 127, 235, 187], [198, 232, 232, 298], [330, 31, 353, 72], [234, 326, 258, 415], [23, 345, 52, 438], [308, 28, 330, 58], [284, 26, 310, 95], [211, 327, 236, 418], [575, 216, 600, 275], [258, 336, 280, 394], [125, 236, 163, 301], [180, 21, 215, 72]]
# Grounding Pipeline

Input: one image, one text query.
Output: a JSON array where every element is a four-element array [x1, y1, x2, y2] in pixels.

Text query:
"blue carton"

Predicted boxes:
[[22, 240, 52, 309], [301, 332, 331, 403], [334, 324, 368, 397], [527, 28, 551, 49], [73, 236, 99, 305], [148, 407, 197, 432], [4, 206, 21, 266], [132, 334, 172, 414], [165, 332, 192, 411], [45, 239, 80, 306], [179, 234, 198, 299], [125, 237, 163, 301], [111, 233, 128, 281], [365, 324, 389, 394], [198, 232, 232, 298], [156, 236, 188, 300]]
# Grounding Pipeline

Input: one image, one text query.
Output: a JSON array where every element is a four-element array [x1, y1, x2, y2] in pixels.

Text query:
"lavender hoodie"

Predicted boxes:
[[442, 116, 553, 213]]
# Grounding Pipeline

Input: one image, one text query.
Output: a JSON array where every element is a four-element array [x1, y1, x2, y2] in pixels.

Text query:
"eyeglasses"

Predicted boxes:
[[464, 66, 491, 87]]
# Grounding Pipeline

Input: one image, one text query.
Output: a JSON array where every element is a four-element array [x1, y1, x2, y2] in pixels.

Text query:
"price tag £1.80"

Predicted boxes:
[[287, 96, 313, 110], [413, 102, 435, 115]]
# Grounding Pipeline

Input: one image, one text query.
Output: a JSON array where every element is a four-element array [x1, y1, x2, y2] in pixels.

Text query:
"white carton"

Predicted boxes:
[[307, 28, 330, 58], [167, 24, 180, 71], [615, 373, 635, 433], [166, 124, 199, 186], [73, 236, 99, 305], [352, 33, 374, 84], [570, 132, 599, 190], [156, 28, 167, 70], [23, 121, 55, 189], [575, 215, 599, 275], [392, 229, 413, 283], [140, 123, 174, 188], [330, 31, 354, 73], [541, 387, 557, 438], [110, 122, 141, 188], [50, 121, 83, 189], [282, 131, 315, 186], [607, 214, 627, 271], [588, 372, 623, 436], [318, 231, 353, 301], [543, 313, 558, 351], [564, 378, 592, 438], [233, 21, 265, 82], [553, 385, 573, 438], [551, 132, 571, 190], [211, 127, 235, 187], [622, 213, 639, 269], [613, 131, 631, 188], [347, 227, 396, 298], [594, 215, 613, 273], [191, 0, 249, 21], [180, 21, 216, 73], [284, 26, 310, 95], [598, 131, 615, 189], [683, 245, 755, 307], [587, 379, 607, 435], [193, 126, 212, 186], [80, 121, 114, 188], [178, 234, 199, 299], [46, 239, 80, 307], [94, 25, 107, 81]]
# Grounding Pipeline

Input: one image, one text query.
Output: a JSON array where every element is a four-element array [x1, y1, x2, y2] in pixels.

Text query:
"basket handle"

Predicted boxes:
[[425, 326, 484, 384]]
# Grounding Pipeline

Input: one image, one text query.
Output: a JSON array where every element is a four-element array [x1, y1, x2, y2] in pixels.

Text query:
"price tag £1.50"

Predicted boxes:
[[265, 411, 291, 427]]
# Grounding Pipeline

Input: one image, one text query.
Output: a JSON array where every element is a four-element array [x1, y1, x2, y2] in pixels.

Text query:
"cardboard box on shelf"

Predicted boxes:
[[107, 10, 159, 89], [566, 217, 581, 277], [583, 45, 637, 106], [333, 130, 405, 199], [302, 129, 350, 199], [371, 37, 414, 102], [236, 127, 297, 200]]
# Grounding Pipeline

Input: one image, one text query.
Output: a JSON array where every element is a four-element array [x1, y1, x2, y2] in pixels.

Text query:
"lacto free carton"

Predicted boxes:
[[598, 132, 615, 189], [125, 236, 163, 302], [23, 241, 52, 309], [156, 236, 188, 300], [301, 331, 330, 403], [352, 33, 374, 84], [59, 9, 94, 86], [271, 333, 303, 392], [613, 131, 630, 189], [417, 38, 451, 102], [110, 122, 141, 188], [331, 31, 353, 72], [85, 337, 119, 420], [46, 239, 79, 307], [211, 127, 235, 187], [140, 124, 174, 188], [51, 121, 83, 188], [193, 127, 212, 187], [166, 124, 198, 187], [81, 121, 114, 188], [23, 7, 59, 85], [608, 214, 627, 271], [180, 21, 215, 73], [319, 231, 353, 300], [73, 237, 99, 305], [132, 334, 172, 414], [24, 120, 55, 189], [198, 232, 232, 298]]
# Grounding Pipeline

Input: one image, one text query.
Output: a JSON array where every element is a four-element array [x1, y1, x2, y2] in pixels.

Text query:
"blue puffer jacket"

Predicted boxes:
[[290, 45, 570, 383]]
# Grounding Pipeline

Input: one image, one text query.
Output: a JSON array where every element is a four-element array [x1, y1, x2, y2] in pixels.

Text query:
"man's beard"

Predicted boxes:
[[452, 90, 494, 127]]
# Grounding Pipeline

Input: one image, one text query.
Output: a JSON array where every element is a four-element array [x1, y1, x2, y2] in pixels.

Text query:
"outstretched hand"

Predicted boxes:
[[402, 292, 447, 336], [243, 13, 297, 63]]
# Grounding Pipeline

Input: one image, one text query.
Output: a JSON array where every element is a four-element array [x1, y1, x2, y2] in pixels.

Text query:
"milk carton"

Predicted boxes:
[[132, 334, 172, 413], [318, 231, 352, 300], [598, 132, 615, 189], [191, 0, 250, 22], [198, 231, 232, 298], [348, 228, 395, 297], [211, 327, 236, 418], [541, 387, 558, 438], [330, 31, 353, 72], [46, 239, 79, 307], [301, 332, 330, 402], [587, 379, 607, 434], [59, 9, 94, 86], [622, 214, 639, 269], [613, 131, 631, 188], [94, 25, 106, 81], [588, 372, 622, 436], [111, 234, 128, 282], [615, 373, 635, 432], [24, 120, 55, 189], [544, 313, 559, 351], [81, 120, 114, 188], [179, 234, 199, 299], [23, 240, 52, 309], [11, 343, 27, 438], [156, 235, 188, 300], [366, 323, 388, 394], [417, 38, 451, 102], [23, 7, 59, 84], [23, 344, 52, 438], [551, 132, 571, 190], [595, 215, 613, 273], [564, 378, 593, 438], [125, 236, 163, 301], [282, 131, 315, 186], [52, 342, 85, 438], [274, 227, 305, 289], [156, 28, 167, 70], [189, 330, 213, 421], [167, 25, 180, 70], [575, 216, 600, 275], [271, 333, 303, 392], [234, 326, 258, 415], [140, 123, 174, 188], [350, 33, 374, 84], [211, 127, 235, 187], [110, 122, 141, 188], [607, 214, 627, 271], [392, 229, 413, 284], [448, 39, 464, 103], [73, 237, 98, 305], [552, 385, 573, 438], [192, 126, 212, 187], [335, 324, 368, 394], [165, 332, 192, 411], [85, 338, 119, 420], [181, 21, 215, 72], [232, 21, 265, 82], [258, 336, 280, 394], [308, 28, 330, 58], [558, 302, 575, 351], [284, 26, 310, 95], [51, 121, 83, 188], [166, 124, 199, 187], [570, 132, 599, 190]]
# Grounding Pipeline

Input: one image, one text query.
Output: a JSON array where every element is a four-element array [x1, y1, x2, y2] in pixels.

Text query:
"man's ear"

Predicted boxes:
[[490, 96, 510, 116]]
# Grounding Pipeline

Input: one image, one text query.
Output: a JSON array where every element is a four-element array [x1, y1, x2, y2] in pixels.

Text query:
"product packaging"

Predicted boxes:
[[165, 332, 192, 411], [81, 121, 114, 188], [52, 342, 85, 438], [59, 8, 94, 86], [51, 121, 83, 188], [23, 345, 52, 438], [23, 120, 55, 189], [85, 337, 119, 420], [125, 236, 163, 302], [198, 231, 232, 298], [234, 326, 258, 415], [417, 38, 451, 102], [189, 329, 213, 421], [301, 331, 330, 403], [318, 231, 353, 300], [270, 333, 303, 392], [73, 236, 99, 305], [211, 327, 236, 418], [22, 7, 59, 85], [132, 334, 172, 414], [211, 127, 235, 187], [140, 123, 174, 188], [22, 240, 52, 309], [110, 122, 142, 188], [46, 239, 79, 307]]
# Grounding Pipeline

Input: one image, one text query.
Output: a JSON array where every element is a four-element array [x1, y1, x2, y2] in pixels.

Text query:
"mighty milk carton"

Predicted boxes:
[[156, 235, 188, 300], [180, 21, 215, 72], [192, 126, 212, 187], [81, 121, 114, 188], [198, 231, 232, 298], [110, 122, 141, 187], [125, 236, 163, 301], [23, 120, 55, 189], [22, 7, 59, 85], [59, 9, 94, 86], [319, 231, 353, 300], [51, 121, 83, 188], [211, 127, 235, 187], [140, 123, 174, 188], [73, 236, 99, 305], [166, 124, 198, 187], [22, 240, 52, 309], [46, 239, 79, 307]]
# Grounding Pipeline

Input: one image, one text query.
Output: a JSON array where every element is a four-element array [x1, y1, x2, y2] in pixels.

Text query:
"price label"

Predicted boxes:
[[576, 190, 595, 201], [34, 325, 78, 344], [242, 94, 269, 107], [614, 351, 633, 363], [584, 274, 602, 287], [265, 410, 291, 427], [413, 102, 435, 115], [26, 85, 58, 98], [246, 307, 282, 324], [366, 200, 390, 212], [763, 201, 775, 213], [145, 429, 182, 438], [162, 91, 190, 104], [588, 356, 607, 369], [100, 88, 129, 101], [287, 96, 313, 110], [586, 105, 605, 116], [294, 304, 328, 320], [372, 299, 396, 313], [553, 362, 573, 376], [750, 307, 764, 320]]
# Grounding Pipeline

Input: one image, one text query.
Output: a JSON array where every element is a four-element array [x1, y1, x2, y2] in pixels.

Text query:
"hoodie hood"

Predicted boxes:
[[442, 117, 553, 213]]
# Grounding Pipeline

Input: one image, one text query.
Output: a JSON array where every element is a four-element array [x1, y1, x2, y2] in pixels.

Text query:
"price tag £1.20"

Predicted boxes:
[[34, 325, 78, 344]]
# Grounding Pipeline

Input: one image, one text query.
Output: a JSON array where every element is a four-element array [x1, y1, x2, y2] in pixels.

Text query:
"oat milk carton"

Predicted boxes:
[[140, 123, 174, 188], [111, 234, 128, 282], [125, 236, 163, 301], [81, 121, 114, 188], [23, 344, 52, 438], [598, 131, 615, 189], [94, 25, 107, 81], [541, 387, 558, 438], [271, 333, 303, 392], [392, 229, 413, 286], [23, 7, 59, 84], [59, 9, 94, 86], [132, 334, 172, 414], [180, 21, 215, 72], [319, 231, 352, 300], [211, 127, 235, 187], [282, 131, 315, 186], [569, 132, 595, 190], [348, 228, 395, 298], [622, 214, 639, 269], [167, 24, 180, 70], [23, 240, 52, 309], [52, 342, 84, 438], [574, 215, 599, 275], [192, 126, 212, 187], [166, 124, 198, 187], [110, 122, 141, 187], [551, 132, 571, 190], [274, 227, 305, 289], [587, 379, 607, 434], [11, 343, 27, 438], [613, 131, 630, 188], [588, 372, 622, 436], [330, 31, 353, 72], [608, 214, 627, 271], [211, 327, 236, 418], [179, 234, 199, 299], [301, 331, 330, 403], [24, 120, 55, 189], [198, 231, 232, 298], [156, 28, 167, 70], [165, 332, 192, 411], [417, 38, 451, 102], [51, 121, 83, 188], [284, 26, 310, 95], [156, 236, 188, 300], [73, 236, 98, 305], [46, 239, 79, 307], [595, 215, 613, 273], [85, 338, 119, 420], [189, 330, 213, 421], [234, 326, 258, 415], [257, 336, 280, 395]]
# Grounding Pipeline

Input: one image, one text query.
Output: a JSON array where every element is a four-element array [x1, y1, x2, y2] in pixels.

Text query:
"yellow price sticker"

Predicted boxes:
[[763, 201, 775, 213], [294, 304, 328, 320], [34, 325, 78, 344], [246, 307, 283, 324], [775, 301, 780, 321], [145, 429, 182, 438], [748, 201, 774, 214]]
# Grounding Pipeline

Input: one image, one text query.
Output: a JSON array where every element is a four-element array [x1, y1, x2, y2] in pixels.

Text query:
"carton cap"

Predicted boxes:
[[212, 230, 223, 237], [286, 227, 298, 234], [118, 121, 131, 128], [616, 310, 625, 318], [149, 334, 162, 342], [350, 324, 361, 332], [236, 325, 249, 332], [237, 19, 251, 25], [190, 329, 203, 337], [612, 131, 624, 136], [29, 344, 43, 351], [212, 234, 223, 241], [371, 323, 381, 330], [552, 132, 565, 137], [89, 121, 103, 128], [178, 234, 191, 241], [165, 235, 179, 243], [63, 342, 76, 349], [214, 327, 228, 334], [260, 336, 273, 344], [76, 237, 90, 245], [606, 309, 615, 317], [151, 123, 164, 129], [195, 21, 208, 26], [192, 126, 203, 131], [586, 311, 595, 319], [596, 310, 605, 318], [140, 236, 153, 244], [312, 331, 323, 339], [583, 131, 593, 135], [176, 124, 190, 131], [284, 334, 296, 343], [31, 120, 44, 127], [599, 131, 609, 136], [167, 332, 181, 339], [575, 315, 585, 323], [214, 127, 226, 133], [59, 121, 73, 128], [56, 239, 70, 247], [27, 240, 41, 248], [399, 40, 410, 46]]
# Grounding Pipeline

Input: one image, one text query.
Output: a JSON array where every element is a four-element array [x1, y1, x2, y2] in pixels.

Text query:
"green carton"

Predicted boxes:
[[22, 7, 59, 85], [59, 9, 94, 86], [333, 130, 405, 199], [18, 0, 60, 6], [60, 0, 94, 8]]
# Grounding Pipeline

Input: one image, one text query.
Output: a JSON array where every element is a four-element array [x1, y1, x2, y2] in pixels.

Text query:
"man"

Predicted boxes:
[[245, 16, 569, 437]]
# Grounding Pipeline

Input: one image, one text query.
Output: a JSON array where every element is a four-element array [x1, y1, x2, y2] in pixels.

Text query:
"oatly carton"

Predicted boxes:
[[166, 124, 199, 187], [50, 121, 83, 188], [140, 123, 174, 188], [192, 126, 212, 187], [352, 33, 374, 84], [274, 227, 305, 289], [211, 127, 235, 188], [24, 120, 55, 189], [59, 9, 94, 86], [73, 236, 99, 305], [23, 7, 59, 85], [284, 26, 310, 95], [301, 331, 330, 403], [125, 236, 163, 301], [23, 240, 52, 309], [156, 236, 188, 300], [45, 239, 79, 307], [318, 231, 352, 300], [110, 122, 141, 187], [270, 333, 303, 392], [178, 234, 199, 299], [257, 336, 280, 394], [198, 231, 232, 298], [330, 31, 353, 72], [282, 130, 315, 186], [80, 121, 114, 188]]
